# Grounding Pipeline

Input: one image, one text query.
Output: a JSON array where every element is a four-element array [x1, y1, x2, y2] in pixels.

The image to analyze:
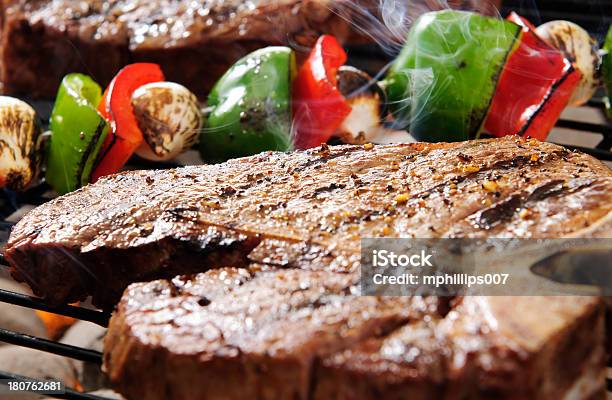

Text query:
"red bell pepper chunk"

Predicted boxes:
[[484, 13, 580, 141], [91, 63, 165, 182], [292, 35, 352, 150]]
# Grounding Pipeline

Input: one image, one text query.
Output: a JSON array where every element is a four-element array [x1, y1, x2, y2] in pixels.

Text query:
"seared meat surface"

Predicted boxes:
[[105, 267, 447, 400], [104, 268, 605, 400], [4, 136, 608, 398], [5, 137, 612, 308], [314, 296, 604, 399], [0, 0, 355, 98]]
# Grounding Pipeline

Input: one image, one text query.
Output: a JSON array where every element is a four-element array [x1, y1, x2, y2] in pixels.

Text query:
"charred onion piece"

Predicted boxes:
[[536, 20, 601, 106], [132, 82, 202, 162], [0, 97, 42, 190], [335, 66, 387, 144]]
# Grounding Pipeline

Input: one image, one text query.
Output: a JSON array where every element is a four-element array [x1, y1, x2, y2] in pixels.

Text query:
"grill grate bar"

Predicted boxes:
[[0, 371, 111, 399], [0, 288, 110, 327], [0, 328, 103, 364], [555, 119, 612, 136], [560, 145, 612, 161], [586, 99, 607, 109], [0, 221, 14, 230], [0, 253, 111, 327]]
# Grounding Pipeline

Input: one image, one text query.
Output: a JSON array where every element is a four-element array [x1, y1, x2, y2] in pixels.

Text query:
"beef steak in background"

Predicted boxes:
[[0, 0, 356, 99]]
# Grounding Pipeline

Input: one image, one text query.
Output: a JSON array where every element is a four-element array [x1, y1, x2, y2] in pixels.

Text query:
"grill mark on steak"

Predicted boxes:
[[474, 194, 523, 230], [290, 145, 360, 174], [527, 179, 568, 202], [404, 150, 563, 202], [311, 183, 347, 198], [247, 238, 362, 274], [387, 145, 565, 216], [399, 152, 599, 237], [471, 179, 601, 230], [162, 206, 201, 222]]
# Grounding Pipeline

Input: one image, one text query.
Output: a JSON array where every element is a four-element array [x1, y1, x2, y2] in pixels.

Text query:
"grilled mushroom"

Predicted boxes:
[[132, 82, 202, 162], [536, 21, 601, 106], [0, 97, 42, 190], [335, 66, 387, 144]]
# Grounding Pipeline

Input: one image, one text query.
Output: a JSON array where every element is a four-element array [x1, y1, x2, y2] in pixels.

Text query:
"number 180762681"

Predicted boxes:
[[1, 379, 64, 394]]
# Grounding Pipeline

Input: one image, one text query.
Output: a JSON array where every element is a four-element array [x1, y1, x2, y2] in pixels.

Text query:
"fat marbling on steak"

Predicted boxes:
[[5, 136, 612, 309], [0, 0, 360, 98], [104, 268, 605, 399]]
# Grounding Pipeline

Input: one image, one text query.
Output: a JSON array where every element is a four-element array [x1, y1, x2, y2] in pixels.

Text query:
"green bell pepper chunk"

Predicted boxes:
[[603, 25, 612, 119], [201, 46, 295, 163], [46, 74, 109, 194], [385, 10, 521, 142]]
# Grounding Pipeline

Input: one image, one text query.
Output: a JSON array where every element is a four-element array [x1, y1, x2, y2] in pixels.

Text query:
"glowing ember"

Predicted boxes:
[[36, 309, 77, 340]]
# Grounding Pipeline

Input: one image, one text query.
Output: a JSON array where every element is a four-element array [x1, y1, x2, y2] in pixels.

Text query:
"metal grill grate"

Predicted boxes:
[[0, 371, 110, 400], [0, 245, 111, 399], [0, 264, 111, 399]]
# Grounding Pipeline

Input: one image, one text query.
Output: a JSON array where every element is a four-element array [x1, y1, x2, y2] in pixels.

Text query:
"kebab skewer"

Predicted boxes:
[[1, 11, 609, 194]]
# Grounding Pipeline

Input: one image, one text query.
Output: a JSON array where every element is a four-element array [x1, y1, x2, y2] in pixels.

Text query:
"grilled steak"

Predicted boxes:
[[0, 0, 355, 98], [104, 268, 605, 400], [104, 267, 447, 400], [312, 296, 605, 400], [5, 137, 612, 309]]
